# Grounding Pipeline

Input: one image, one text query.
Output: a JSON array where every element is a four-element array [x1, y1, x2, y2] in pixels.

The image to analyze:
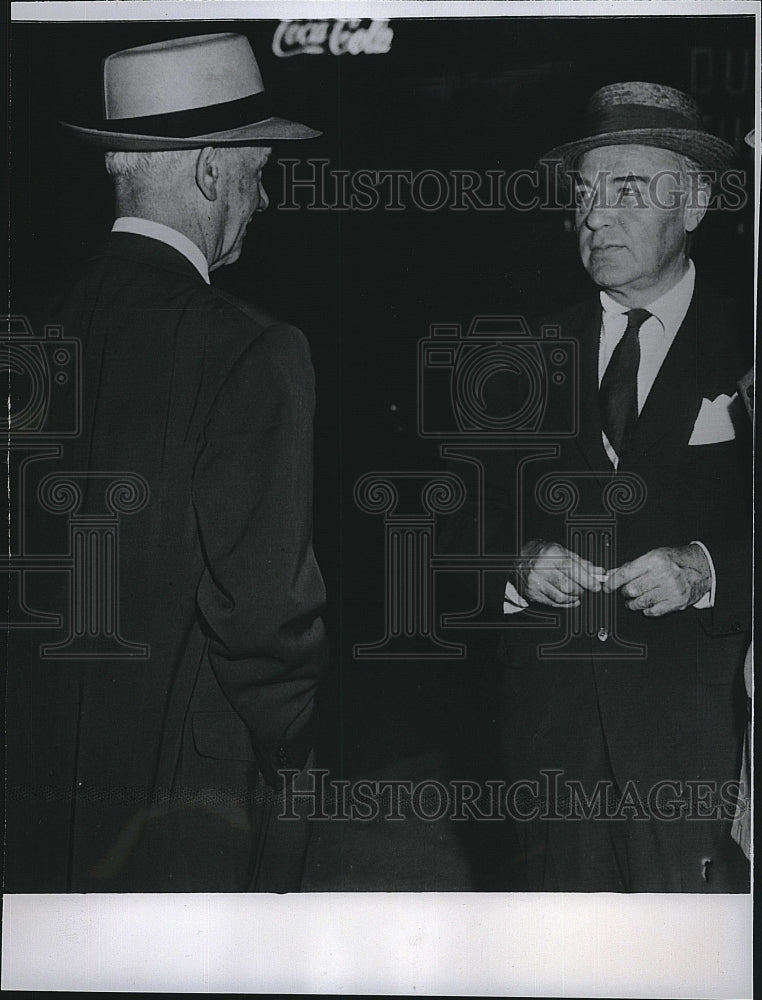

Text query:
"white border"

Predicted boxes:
[[1, 893, 753, 995], [9, 0, 762, 23]]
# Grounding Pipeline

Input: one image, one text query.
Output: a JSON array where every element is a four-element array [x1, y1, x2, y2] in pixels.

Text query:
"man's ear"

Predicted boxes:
[[195, 146, 220, 202]]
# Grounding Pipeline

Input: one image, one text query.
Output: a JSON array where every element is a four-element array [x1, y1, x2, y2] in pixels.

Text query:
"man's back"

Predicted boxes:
[[6, 231, 327, 890]]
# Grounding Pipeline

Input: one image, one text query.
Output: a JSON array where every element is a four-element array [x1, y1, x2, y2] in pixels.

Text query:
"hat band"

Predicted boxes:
[[101, 92, 273, 137], [588, 103, 704, 135]]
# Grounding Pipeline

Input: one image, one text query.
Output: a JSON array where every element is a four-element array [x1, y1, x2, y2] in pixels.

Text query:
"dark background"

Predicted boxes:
[[8, 16, 756, 885]]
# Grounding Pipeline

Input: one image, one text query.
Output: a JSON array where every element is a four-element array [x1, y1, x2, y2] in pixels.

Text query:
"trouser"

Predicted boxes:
[[500, 659, 749, 893], [511, 771, 750, 893], [249, 752, 315, 892]]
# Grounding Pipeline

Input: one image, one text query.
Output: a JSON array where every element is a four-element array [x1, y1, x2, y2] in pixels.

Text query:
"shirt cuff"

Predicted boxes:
[[503, 580, 529, 614], [690, 540, 716, 609]]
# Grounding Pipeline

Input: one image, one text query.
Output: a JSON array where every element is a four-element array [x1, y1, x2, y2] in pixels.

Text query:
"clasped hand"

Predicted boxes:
[[520, 541, 711, 616]]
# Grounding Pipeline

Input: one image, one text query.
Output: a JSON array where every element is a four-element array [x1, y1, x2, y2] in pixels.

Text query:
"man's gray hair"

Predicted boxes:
[[677, 152, 713, 189], [104, 149, 199, 178], [676, 152, 713, 192], [104, 146, 270, 178], [675, 153, 711, 257]]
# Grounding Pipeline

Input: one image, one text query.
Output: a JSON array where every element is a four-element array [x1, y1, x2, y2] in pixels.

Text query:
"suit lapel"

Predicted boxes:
[[553, 297, 613, 475]]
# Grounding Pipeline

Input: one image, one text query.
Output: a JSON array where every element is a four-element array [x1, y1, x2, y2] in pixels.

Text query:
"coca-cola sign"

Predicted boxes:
[[273, 19, 394, 58]]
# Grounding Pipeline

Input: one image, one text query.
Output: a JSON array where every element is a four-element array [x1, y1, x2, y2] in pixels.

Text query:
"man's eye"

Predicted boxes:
[[618, 182, 645, 202]]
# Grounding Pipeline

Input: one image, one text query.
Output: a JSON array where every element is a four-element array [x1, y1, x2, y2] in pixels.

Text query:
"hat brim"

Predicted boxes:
[[60, 115, 321, 150], [540, 128, 737, 179]]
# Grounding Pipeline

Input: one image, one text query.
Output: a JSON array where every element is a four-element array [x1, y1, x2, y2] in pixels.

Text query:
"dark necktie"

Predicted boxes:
[[599, 307, 651, 459]]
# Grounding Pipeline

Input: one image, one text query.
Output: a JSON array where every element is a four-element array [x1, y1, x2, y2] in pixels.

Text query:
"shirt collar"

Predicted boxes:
[[599, 260, 696, 337], [111, 217, 210, 284]]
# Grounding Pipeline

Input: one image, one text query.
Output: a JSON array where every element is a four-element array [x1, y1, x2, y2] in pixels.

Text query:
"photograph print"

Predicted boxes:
[[4, 9, 756, 902]]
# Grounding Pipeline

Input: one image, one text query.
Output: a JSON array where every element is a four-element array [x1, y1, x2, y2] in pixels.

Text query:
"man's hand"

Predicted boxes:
[[603, 543, 711, 616], [518, 540, 606, 608]]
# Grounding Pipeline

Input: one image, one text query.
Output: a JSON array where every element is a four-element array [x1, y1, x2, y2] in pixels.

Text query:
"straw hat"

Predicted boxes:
[[61, 33, 320, 150], [541, 81, 735, 174]]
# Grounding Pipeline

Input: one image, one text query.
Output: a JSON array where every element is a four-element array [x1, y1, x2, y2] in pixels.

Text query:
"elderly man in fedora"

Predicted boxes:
[[5, 33, 327, 891], [475, 82, 751, 891]]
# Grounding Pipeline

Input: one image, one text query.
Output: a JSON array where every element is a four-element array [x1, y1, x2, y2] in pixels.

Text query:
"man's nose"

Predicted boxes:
[[580, 201, 610, 231], [257, 184, 269, 212]]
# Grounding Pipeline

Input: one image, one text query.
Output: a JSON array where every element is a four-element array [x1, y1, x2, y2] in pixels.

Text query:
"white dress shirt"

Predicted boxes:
[[504, 261, 715, 612], [112, 217, 210, 284]]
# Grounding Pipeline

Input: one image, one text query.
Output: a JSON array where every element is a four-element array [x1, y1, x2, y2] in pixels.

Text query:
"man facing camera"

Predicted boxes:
[[484, 83, 751, 891], [6, 33, 327, 891]]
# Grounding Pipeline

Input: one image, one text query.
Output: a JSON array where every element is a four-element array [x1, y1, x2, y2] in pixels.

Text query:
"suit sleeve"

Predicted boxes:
[[436, 451, 524, 616], [693, 304, 753, 637], [688, 326, 752, 637], [192, 323, 327, 786]]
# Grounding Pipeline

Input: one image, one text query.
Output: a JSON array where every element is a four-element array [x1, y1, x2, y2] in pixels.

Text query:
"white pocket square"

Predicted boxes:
[[503, 580, 528, 615], [688, 393, 737, 445]]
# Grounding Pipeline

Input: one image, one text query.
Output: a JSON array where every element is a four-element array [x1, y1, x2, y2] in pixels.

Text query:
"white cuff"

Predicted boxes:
[[690, 540, 716, 609], [503, 580, 529, 615]]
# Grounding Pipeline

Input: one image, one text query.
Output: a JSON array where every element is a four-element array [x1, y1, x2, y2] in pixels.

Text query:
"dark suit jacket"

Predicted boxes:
[[445, 280, 751, 797], [6, 232, 328, 891]]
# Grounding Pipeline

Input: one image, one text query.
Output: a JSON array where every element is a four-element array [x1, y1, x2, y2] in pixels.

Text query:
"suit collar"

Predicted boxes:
[[552, 296, 613, 476], [111, 217, 210, 283], [91, 231, 208, 284]]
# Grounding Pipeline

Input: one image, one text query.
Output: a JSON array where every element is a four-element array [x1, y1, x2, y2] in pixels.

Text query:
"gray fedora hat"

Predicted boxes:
[[61, 33, 321, 150], [541, 81, 735, 174]]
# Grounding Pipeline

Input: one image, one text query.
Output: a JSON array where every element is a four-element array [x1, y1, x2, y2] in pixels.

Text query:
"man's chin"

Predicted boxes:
[[585, 261, 631, 290]]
